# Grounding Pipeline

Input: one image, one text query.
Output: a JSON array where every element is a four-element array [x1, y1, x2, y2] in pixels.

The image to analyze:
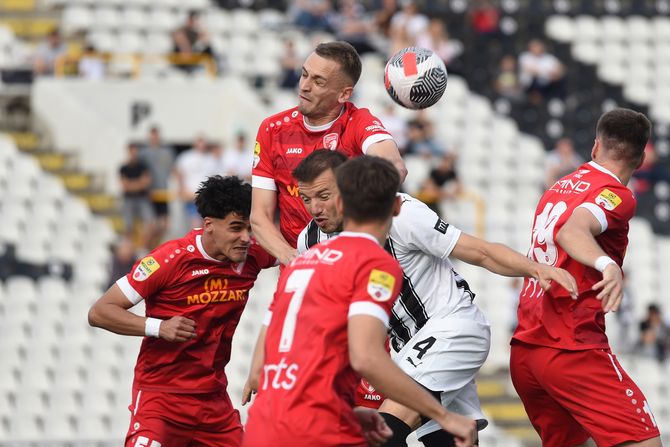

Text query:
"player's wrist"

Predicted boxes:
[[145, 317, 163, 338], [594, 256, 616, 273]]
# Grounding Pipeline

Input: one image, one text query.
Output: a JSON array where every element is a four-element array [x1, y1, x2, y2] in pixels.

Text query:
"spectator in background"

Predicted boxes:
[[389, 0, 429, 53], [107, 236, 137, 289], [637, 303, 670, 363], [33, 28, 67, 76], [415, 152, 462, 215], [172, 11, 213, 71], [218, 132, 253, 181], [78, 45, 105, 80], [404, 118, 444, 158], [544, 137, 584, 188], [139, 126, 175, 248], [333, 0, 376, 55], [469, 0, 500, 36], [377, 103, 408, 153], [292, 0, 336, 33], [415, 19, 463, 75], [119, 143, 154, 251], [519, 39, 566, 104], [175, 134, 217, 229], [373, 0, 398, 38], [494, 55, 523, 102], [630, 142, 670, 196], [279, 40, 301, 90]]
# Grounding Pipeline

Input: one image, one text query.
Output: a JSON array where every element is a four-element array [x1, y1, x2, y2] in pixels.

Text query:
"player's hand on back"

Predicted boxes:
[[158, 316, 197, 342], [241, 376, 258, 406], [592, 263, 623, 313], [536, 265, 578, 300], [279, 248, 299, 266], [353, 407, 392, 447], [435, 412, 476, 447]]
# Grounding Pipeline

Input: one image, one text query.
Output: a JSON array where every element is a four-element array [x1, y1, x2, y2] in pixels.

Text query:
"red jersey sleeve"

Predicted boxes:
[[347, 255, 402, 327], [350, 108, 395, 155], [577, 183, 636, 235], [251, 118, 277, 191], [116, 250, 172, 305]]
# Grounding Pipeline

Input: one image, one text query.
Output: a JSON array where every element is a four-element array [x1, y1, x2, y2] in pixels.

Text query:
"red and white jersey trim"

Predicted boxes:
[[577, 202, 608, 233], [252, 175, 277, 191], [117, 276, 144, 305], [348, 301, 390, 327]]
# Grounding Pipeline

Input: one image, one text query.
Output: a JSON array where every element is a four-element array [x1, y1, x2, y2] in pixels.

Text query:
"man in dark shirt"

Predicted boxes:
[[119, 143, 154, 250]]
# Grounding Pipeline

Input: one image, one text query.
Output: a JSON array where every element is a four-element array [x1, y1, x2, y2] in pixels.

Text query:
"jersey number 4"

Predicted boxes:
[[278, 269, 315, 353]]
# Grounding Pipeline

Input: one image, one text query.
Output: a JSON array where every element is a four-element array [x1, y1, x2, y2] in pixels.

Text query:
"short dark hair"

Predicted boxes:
[[314, 41, 362, 86], [292, 149, 348, 183], [194, 175, 251, 220], [336, 156, 400, 223], [596, 108, 651, 164]]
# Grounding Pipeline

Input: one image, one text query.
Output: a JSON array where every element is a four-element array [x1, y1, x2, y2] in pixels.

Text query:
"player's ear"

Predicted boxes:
[[591, 138, 600, 159], [335, 194, 344, 216], [202, 217, 213, 232], [392, 195, 401, 217], [338, 85, 353, 104]]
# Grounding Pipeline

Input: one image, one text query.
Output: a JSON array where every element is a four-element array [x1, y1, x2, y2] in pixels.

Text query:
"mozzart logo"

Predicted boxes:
[[185, 276, 248, 305]]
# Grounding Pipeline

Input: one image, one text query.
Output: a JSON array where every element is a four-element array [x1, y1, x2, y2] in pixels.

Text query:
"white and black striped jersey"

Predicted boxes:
[[296, 193, 476, 351]]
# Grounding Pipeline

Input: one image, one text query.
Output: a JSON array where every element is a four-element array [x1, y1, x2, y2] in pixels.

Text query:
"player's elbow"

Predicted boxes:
[[349, 347, 376, 377], [87, 305, 102, 328], [396, 160, 408, 184]]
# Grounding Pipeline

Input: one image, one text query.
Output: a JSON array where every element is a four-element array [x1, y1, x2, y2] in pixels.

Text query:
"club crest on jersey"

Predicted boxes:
[[133, 256, 160, 282], [253, 141, 261, 168], [323, 133, 339, 150], [367, 269, 395, 302], [595, 188, 622, 211]]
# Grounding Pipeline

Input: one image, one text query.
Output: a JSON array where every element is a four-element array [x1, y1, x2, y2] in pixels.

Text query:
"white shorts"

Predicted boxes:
[[391, 305, 491, 438]]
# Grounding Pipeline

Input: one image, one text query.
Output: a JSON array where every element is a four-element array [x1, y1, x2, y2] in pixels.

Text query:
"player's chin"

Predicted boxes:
[[228, 247, 249, 262]]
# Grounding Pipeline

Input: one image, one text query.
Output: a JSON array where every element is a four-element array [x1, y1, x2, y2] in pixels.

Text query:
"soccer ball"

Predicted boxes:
[[384, 47, 448, 110]]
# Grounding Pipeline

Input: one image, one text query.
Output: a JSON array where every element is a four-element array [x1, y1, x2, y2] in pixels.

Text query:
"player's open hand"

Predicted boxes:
[[159, 316, 197, 342], [592, 263, 623, 312], [241, 376, 258, 406], [436, 412, 476, 447], [353, 408, 392, 447], [536, 265, 578, 299]]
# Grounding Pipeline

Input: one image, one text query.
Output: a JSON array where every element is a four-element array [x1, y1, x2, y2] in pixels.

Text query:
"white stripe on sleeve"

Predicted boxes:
[[362, 133, 394, 154], [252, 175, 277, 191], [577, 203, 608, 234], [116, 276, 144, 305], [348, 301, 390, 327], [262, 310, 273, 327]]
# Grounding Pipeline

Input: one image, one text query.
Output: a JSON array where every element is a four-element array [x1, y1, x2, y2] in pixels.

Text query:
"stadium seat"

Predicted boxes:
[[93, 6, 123, 30]]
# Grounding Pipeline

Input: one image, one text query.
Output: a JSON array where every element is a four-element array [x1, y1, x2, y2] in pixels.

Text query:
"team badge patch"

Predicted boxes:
[[133, 256, 160, 282], [595, 188, 622, 211], [252, 141, 261, 168], [367, 269, 395, 302], [323, 133, 339, 150]]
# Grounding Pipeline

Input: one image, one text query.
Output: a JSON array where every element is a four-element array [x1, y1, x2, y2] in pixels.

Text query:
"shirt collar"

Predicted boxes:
[[195, 234, 222, 262], [338, 231, 381, 245], [588, 161, 622, 184], [303, 106, 345, 132]]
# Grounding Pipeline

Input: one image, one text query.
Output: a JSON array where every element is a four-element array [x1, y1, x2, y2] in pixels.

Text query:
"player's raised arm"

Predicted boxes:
[[348, 315, 476, 447], [88, 284, 196, 341], [250, 187, 298, 265], [450, 233, 578, 299], [556, 207, 623, 312], [367, 139, 407, 183]]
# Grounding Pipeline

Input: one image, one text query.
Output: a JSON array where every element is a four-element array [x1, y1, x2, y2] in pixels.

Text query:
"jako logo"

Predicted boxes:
[[286, 147, 303, 154], [191, 269, 209, 276]]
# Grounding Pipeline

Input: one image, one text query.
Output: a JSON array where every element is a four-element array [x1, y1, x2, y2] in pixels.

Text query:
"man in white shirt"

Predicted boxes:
[[246, 150, 578, 447], [518, 39, 565, 103]]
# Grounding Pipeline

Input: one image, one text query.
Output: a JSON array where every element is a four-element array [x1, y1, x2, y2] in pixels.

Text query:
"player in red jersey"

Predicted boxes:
[[250, 40, 407, 265], [511, 109, 662, 447], [244, 156, 476, 447], [88, 176, 275, 447]]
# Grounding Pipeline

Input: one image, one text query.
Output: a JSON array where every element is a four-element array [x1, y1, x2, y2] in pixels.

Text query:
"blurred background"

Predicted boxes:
[[1, 0, 670, 445]]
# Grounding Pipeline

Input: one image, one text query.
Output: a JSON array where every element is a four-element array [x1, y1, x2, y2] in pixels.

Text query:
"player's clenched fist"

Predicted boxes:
[[437, 412, 477, 447], [158, 316, 197, 342]]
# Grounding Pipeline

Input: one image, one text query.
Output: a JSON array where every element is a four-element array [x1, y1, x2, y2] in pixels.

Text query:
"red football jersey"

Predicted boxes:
[[243, 232, 403, 447], [251, 102, 393, 248], [513, 162, 636, 350], [116, 229, 275, 393]]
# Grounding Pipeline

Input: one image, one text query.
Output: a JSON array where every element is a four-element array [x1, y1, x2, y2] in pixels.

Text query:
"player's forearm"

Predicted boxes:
[[88, 303, 148, 337], [475, 242, 540, 278], [250, 213, 295, 263], [248, 325, 267, 386], [353, 348, 449, 422], [556, 224, 609, 268]]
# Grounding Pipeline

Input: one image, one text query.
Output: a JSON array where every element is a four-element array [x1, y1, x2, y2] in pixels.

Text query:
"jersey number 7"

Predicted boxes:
[[278, 269, 315, 353]]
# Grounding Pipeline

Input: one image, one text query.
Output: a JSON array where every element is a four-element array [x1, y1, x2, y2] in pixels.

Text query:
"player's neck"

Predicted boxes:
[[343, 220, 390, 245], [591, 159, 631, 185], [304, 106, 344, 127], [199, 234, 229, 262]]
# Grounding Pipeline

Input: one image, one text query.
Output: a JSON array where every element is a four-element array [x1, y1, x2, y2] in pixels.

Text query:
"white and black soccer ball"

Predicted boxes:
[[384, 47, 448, 110]]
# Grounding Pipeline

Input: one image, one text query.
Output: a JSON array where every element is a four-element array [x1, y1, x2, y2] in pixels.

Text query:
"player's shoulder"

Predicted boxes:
[[347, 102, 382, 123]]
